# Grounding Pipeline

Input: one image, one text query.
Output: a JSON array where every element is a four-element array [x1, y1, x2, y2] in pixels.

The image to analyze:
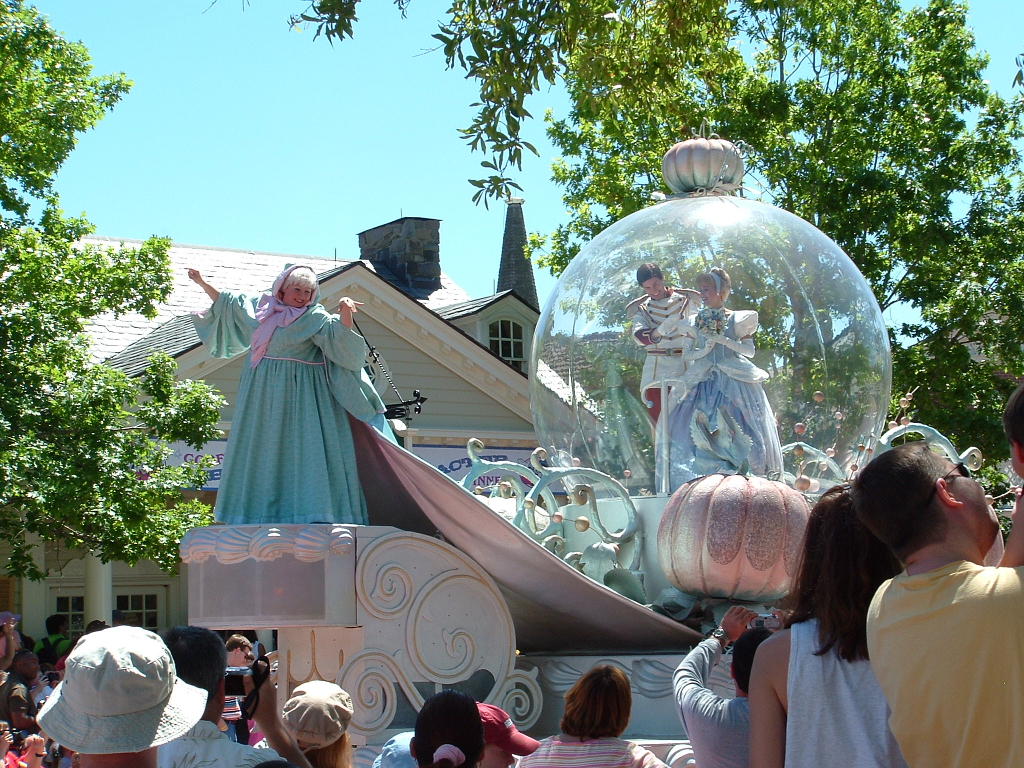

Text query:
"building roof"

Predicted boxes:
[[104, 259, 530, 380], [106, 314, 201, 378], [496, 198, 538, 312], [320, 259, 470, 310], [84, 237, 470, 364], [434, 290, 538, 322]]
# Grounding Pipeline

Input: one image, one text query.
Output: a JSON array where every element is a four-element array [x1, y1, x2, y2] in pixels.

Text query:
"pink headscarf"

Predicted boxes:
[[250, 265, 318, 367]]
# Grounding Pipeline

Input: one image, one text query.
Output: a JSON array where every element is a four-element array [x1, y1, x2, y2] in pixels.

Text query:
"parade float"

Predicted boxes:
[[178, 133, 985, 766]]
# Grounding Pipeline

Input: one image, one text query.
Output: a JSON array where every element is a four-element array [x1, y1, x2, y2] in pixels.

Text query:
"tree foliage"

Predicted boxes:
[[531, 0, 1024, 463], [284, 0, 731, 205], [0, 2, 224, 577]]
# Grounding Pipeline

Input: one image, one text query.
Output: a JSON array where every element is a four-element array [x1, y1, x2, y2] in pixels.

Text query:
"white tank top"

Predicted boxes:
[[784, 619, 908, 768]]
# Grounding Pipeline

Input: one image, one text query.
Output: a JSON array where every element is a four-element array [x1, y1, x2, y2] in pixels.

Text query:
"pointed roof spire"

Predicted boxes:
[[496, 197, 538, 311]]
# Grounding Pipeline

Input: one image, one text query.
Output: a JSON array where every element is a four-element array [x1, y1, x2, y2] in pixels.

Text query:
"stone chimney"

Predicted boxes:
[[358, 217, 442, 292], [496, 198, 538, 311]]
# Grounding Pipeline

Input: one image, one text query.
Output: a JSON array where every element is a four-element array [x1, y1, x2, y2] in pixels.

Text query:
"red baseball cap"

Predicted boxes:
[[477, 703, 539, 756]]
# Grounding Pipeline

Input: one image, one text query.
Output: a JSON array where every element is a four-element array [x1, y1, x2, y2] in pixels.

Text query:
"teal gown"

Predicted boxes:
[[194, 290, 386, 525]]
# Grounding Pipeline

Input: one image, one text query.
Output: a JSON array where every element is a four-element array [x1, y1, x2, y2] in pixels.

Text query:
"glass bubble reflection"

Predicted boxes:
[[530, 195, 891, 496]]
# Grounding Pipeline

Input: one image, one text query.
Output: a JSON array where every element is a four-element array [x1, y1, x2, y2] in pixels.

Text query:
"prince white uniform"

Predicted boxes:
[[628, 287, 700, 420]]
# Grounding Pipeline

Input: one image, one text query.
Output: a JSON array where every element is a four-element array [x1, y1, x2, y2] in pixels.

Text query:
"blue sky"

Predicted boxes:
[[33, 1, 1020, 307]]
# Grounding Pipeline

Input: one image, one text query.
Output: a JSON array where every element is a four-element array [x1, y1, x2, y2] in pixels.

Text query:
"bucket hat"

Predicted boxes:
[[37, 625, 207, 754], [282, 680, 354, 749]]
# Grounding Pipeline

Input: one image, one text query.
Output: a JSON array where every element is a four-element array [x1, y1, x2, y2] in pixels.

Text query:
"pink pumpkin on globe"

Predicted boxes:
[[657, 474, 810, 602]]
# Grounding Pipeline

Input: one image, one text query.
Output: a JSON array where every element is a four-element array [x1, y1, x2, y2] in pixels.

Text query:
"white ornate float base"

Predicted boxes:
[[180, 524, 543, 745]]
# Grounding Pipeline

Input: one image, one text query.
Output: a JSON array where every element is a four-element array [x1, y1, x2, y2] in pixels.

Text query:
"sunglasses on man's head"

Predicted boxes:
[[921, 461, 972, 509], [944, 462, 971, 479]]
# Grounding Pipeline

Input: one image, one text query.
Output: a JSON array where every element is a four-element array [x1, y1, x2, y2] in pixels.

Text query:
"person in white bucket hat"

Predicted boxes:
[[37, 625, 206, 767]]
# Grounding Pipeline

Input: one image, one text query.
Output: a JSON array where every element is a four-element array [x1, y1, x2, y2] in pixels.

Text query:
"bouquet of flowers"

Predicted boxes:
[[695, 307, 727, 336]]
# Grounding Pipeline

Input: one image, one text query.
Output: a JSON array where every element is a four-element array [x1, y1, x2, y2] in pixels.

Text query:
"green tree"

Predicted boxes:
[[0, 2, 223, 578], [281, 0, 731, 205], [531, 0, 1024, 464]]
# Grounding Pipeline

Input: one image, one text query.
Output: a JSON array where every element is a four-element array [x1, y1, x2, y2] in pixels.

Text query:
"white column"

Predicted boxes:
[[20, 534, 48, 640], [83, 554, 113, 626]]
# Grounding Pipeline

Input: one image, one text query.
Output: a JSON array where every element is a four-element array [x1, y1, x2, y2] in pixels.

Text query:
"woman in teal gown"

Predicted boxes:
[[189, 265, 387, 526]]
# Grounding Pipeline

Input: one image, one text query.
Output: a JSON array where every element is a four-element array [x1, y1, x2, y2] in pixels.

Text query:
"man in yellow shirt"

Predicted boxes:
[[851, 439, 1024, 768]]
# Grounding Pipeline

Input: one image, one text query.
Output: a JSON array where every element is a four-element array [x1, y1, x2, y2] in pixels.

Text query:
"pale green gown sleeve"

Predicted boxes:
[[312, 315, 387, 423], [192, 291, 259, 359]]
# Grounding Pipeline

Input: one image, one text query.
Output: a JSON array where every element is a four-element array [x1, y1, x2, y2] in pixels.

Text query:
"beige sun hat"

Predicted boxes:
[[282, 680, 354, 749], [37, 625, 207, 755]]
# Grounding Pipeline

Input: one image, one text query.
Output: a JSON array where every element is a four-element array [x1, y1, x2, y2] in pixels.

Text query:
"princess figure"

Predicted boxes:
[[658, 268, 783, 490]]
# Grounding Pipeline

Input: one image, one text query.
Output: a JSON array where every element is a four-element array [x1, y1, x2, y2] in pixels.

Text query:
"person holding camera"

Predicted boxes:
[[225, 634, 256, 745], [159, 626, 313, 768], [673, 606, 770, 768]]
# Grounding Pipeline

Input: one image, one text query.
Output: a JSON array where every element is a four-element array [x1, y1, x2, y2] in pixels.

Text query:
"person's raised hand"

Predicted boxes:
[[243, 658, 314, 768], [337, 297, 362, 314], [241, 658, 276, 730], [720, 605, 759, 644], [337, 297, 363, 328], [187, 268, 202, 283], [22, 734, 46, 767]]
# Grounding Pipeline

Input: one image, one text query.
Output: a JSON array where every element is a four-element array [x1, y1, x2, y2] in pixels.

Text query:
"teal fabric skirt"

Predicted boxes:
[[215, 355, 368, 526]]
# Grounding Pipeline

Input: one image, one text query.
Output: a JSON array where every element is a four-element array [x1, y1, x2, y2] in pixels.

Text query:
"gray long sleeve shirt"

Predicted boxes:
[[673, 638, 750, 768]]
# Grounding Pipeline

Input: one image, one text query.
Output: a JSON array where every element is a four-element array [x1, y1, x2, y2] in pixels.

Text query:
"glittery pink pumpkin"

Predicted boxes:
[[657, 474, 810, 602]]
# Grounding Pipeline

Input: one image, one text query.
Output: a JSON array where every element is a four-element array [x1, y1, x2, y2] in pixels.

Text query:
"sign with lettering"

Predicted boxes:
[[165, 440, 227, 491], [412, 444, 538, 489]]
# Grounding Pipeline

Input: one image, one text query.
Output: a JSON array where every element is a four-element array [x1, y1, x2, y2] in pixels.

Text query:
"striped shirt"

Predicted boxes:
[[631, 290, 697, 346], [519, 736, 667, 768], [223, 695, 243, 721]]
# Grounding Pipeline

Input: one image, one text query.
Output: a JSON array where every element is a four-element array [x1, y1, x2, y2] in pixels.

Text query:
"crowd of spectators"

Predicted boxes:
[[3, 386, 1024, 767]]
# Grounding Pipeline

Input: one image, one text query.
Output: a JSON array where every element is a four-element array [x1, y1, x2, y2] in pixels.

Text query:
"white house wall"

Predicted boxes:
[[353, 314, 532, 434]]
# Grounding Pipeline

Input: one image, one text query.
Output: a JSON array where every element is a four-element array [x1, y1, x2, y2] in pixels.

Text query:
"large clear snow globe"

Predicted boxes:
[[531, 164, 891, 497]]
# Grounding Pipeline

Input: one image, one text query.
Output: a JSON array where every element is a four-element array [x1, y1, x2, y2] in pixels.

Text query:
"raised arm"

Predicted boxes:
[[245, 662, 313, 768], [337, 296, 363, 329], [0, 623, 18, 671], [187, 268, 221, 304]]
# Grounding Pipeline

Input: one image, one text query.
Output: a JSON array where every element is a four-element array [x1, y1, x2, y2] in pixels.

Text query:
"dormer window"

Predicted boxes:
[[489, 320, 525, 371]]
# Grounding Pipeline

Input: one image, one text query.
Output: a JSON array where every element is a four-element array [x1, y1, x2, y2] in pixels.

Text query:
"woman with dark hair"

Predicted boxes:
[[748, 486, 908, 768], [520, 665, 666, 768], [410, 690, 484, 768]]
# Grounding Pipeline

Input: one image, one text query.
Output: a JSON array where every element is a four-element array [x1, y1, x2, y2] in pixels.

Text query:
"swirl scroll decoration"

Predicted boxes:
[[348, 530, 528, 737], [498, 664, 544, 731], [337, 650, 417, 737], [459, 441, 647, 602]]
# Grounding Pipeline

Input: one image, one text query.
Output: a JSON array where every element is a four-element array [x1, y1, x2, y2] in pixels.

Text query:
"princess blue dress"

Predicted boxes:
[[660, 307, 783, 491]]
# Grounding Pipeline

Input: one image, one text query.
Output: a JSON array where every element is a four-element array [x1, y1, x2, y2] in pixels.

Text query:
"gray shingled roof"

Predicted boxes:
[[318, 257, 470, 310], [85, 237, 470, 365], [106, 314, 201, 377], [435, 291, 516, 321]]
